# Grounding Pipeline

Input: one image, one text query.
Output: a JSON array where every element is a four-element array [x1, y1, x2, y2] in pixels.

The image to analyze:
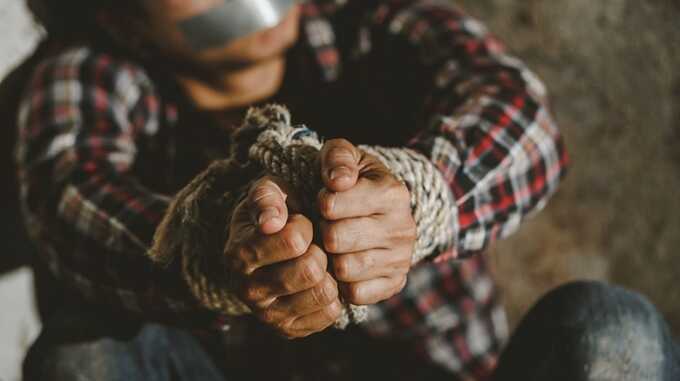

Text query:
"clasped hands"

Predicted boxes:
[[224, 139, 416, 339]]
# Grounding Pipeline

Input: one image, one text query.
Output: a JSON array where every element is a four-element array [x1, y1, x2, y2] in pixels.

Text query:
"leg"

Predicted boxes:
[[23, 306, 225, 381], [493, 281, 680, 381]]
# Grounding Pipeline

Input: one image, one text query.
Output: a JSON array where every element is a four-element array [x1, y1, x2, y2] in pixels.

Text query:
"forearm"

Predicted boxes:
[[358, 145, 455, 263], [360, 102, 566, 261], [16, 50, 241, 328]]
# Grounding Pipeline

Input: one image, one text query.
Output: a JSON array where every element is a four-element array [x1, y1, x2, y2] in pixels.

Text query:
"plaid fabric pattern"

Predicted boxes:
[[15, 0, 568, 379]]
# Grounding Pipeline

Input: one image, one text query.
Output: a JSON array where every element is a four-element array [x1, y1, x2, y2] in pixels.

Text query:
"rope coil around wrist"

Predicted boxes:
[[149, 104, 455, 329]]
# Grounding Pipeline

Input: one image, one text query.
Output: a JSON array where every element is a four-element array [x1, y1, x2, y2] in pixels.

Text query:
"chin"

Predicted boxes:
[[241, 56, 287, 97]]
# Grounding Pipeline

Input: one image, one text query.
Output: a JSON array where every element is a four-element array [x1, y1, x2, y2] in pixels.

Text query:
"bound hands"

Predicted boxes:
[[225, 177, 342, 339], [225, 140, 416, 339], [317, 139, 416, 306]]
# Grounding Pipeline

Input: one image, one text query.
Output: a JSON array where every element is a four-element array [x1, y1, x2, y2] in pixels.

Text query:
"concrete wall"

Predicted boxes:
[[455, 0, 680, 333]]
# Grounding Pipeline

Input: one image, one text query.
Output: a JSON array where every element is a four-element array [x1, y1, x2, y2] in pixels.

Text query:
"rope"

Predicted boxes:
[[150, 104, 456, 329]]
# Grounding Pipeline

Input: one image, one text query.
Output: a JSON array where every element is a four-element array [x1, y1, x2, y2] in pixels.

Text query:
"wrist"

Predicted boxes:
[[357, 146, 456, 263]]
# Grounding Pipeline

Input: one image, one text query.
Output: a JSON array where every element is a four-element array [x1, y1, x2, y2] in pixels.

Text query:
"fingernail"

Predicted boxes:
[[330, 166, 351, 181], [258, 207, 280, 226]]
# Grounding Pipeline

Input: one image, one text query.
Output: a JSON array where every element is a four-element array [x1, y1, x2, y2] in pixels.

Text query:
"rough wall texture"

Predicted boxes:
[[454, 0, 680, 333]]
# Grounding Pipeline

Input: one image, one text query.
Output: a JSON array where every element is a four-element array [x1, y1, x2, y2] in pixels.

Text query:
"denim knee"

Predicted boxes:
[[494, 281, 678, 381], [23, 316, 225, 381], [23, 328, 148, 381], [528, 281, 671, 380]]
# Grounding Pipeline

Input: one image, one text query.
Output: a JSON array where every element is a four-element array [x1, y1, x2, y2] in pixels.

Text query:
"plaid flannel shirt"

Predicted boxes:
[[15, 0, 567, 379]]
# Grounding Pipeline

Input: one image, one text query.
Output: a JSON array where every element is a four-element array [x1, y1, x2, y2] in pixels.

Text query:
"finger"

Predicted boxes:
[[248, 176, 289, 235], [248, 244, 327, 298], [340, 276, 407, 306], [320, 216, 391, 254], [332, 249, 411, 283], [271, 273, 339, 316], [319, 139, 361, 192], [318, 175, 410, 220], [288, 299, 343, 336], [239, 214, 313, 273]]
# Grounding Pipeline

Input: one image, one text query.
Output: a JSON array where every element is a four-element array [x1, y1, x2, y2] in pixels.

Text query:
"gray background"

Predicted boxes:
[[454, 0, 680, 334]]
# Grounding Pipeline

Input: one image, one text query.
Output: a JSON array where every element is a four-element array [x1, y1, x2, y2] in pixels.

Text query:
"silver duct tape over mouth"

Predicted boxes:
[[178, 0, 300, 51]]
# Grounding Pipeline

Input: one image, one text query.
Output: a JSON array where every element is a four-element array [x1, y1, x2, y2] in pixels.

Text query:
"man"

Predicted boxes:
[[10, 0, 678, 380]]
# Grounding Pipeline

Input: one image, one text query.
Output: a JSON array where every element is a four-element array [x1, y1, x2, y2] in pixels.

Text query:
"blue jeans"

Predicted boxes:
[[492, 281, 680, 380], [23, 281, 680, 381]]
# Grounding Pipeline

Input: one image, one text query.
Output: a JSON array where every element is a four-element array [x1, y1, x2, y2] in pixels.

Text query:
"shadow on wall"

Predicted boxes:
[[455, 0, 680, 333]]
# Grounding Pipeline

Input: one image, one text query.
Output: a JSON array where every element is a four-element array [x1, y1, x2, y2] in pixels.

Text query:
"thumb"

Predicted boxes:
[[247, 176, 290, 235], [319, 138, 361, 192]]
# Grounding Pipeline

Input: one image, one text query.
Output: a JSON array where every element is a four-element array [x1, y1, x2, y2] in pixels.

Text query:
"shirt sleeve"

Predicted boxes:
[[16, 49, 221, 328], [337, 1, 569, 260]]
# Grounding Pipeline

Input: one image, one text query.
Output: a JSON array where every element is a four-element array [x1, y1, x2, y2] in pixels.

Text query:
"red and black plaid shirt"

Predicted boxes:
[[16, 0, 568, 379]]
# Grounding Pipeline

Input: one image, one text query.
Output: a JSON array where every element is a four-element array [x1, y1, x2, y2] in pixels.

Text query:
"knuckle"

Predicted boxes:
[[318, 192, 336, 219], [345, 283, 364, 304], [309, 245, 328, 269], [323, 224, 341, 253], [356, 253, 374, 273], [280, 229, 306, 256], [323, 301, 343, 322], [288, 215, 313, 243], [333, 256, 352, 281], [289, 214, 312, 231], [312, 276, 339, 306], [323, 223, 344, 253], [299, 256, 325, 286], [259, 307, 281, 324]]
